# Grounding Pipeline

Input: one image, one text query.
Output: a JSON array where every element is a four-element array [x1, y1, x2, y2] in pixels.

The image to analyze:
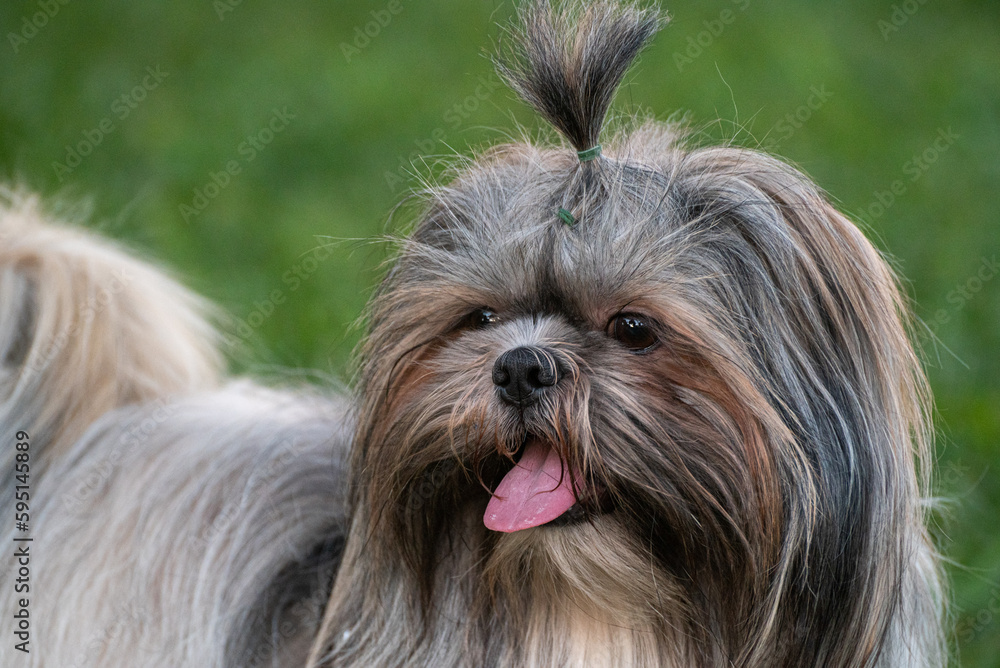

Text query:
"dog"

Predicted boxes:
[[0, 1, 945, 666]]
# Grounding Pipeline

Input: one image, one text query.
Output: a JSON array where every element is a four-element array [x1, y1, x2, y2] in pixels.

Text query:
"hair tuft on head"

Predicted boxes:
[[496, 0, 666, 153]]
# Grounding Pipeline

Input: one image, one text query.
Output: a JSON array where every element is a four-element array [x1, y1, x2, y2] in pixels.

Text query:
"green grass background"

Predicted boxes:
[[1, 0, 997, 663]]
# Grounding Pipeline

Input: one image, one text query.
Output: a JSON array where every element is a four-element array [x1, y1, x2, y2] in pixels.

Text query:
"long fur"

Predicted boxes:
[[0, 1, 945, 666], [311, 130, 945, 667], [0, 193, 350, 667]]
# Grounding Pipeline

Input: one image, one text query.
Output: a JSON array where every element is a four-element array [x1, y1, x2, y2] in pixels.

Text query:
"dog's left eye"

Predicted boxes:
[[465, 308, 500, 329], [609, 314, 659, 352]]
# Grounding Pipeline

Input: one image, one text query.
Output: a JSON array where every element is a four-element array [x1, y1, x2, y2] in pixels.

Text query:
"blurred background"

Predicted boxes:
[[1, 0, 997, 663]]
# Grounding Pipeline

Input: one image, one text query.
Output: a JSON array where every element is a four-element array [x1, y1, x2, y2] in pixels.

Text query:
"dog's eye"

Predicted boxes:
[[466, 308, 500, 329], [609, 314, 659, 352]]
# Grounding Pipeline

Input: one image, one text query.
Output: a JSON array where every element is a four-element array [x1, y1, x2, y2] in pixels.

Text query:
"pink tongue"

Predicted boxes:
[[484, 439, 579, 532]]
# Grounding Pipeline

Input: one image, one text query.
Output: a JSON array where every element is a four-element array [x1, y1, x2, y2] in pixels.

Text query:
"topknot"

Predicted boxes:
[[496, 0, 665, 155]]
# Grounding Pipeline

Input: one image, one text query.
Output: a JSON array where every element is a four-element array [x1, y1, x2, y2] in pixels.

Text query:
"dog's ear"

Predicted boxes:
[[496, 0, 665, 153]]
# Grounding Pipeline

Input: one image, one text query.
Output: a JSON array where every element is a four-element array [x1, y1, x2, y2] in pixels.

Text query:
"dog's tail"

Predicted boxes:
[[0, 189, 223, 466]]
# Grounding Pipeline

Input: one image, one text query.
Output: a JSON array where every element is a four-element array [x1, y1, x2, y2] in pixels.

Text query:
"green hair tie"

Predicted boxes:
[[577, 144, 602, 162], [557, 207, 576, 226]]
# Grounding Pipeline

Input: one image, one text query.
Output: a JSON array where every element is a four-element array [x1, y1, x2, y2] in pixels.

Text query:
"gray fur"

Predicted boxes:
[[0, 195, 349, 667], [0, 1, 946, 666]]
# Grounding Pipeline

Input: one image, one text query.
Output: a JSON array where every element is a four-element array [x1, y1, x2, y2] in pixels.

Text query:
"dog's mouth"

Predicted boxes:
[[483, 436, 602, 533]]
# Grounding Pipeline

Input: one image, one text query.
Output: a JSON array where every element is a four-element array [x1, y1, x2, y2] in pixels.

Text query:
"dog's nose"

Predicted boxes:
[[492, 346, 558, 406]]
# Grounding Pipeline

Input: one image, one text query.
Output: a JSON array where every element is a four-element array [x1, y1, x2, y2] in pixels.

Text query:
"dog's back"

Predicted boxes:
[[0, 192, 349, 667]]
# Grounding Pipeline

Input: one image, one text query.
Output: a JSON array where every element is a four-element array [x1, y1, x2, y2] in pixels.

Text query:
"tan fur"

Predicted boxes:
[[0, 189, 223, 461]]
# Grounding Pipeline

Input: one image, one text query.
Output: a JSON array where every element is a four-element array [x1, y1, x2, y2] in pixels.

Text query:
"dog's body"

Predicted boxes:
[[0, 199, 351, 667], [0, 2, 945, 666]]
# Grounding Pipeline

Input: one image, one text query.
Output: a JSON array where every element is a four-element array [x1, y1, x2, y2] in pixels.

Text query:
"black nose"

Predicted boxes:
[[492, 346, 559, 406]]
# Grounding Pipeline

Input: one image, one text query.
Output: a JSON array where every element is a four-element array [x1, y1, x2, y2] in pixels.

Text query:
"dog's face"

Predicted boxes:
[[315, 3, 938, 664], [349, 130, 908, 614]]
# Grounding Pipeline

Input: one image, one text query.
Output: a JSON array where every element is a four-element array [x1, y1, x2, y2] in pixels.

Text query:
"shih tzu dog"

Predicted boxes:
[[0, 1, 945, 666]]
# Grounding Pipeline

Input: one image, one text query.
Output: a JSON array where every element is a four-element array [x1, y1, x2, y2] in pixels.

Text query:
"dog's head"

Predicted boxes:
[[347, 0, 930, 657]]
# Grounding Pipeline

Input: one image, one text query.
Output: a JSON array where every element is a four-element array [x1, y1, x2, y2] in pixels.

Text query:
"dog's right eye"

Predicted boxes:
[[465, 308, 500, 329]]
